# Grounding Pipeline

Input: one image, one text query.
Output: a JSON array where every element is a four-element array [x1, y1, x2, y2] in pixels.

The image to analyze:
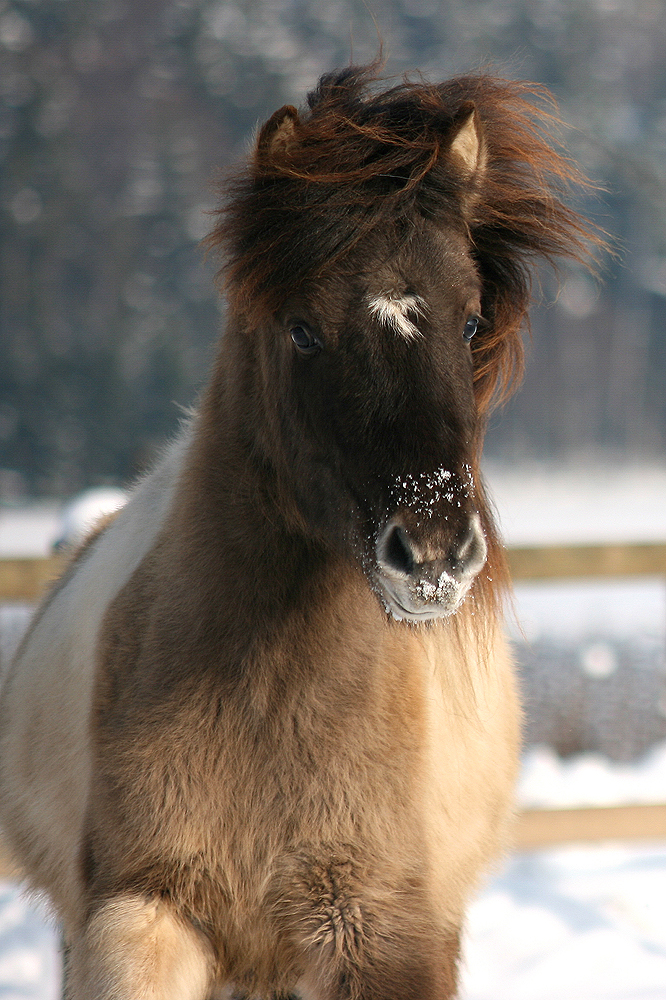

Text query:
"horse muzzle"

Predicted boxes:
[[373, 513, 487, 622]]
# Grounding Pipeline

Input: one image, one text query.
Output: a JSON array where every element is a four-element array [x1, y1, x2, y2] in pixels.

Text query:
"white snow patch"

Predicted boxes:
[[55, 487, 127, 549], [461, 843, 666, 1000], [0, 504, 62, 558], [388, 466, 470, 521], [508, 576, 666, 643], [518, 740, 666, 810], [0, 882, 60, 1000], [414, 570, 456, 604], [484, 460, 666, 547]]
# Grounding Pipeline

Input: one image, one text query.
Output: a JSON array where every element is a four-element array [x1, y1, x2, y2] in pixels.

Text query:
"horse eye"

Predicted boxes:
[[290, 325, 322, 356], [462, 315, 480, 343]]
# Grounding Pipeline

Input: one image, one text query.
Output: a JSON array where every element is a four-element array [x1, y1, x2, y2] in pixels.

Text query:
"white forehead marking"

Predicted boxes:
[[367, 293, 427, 342]]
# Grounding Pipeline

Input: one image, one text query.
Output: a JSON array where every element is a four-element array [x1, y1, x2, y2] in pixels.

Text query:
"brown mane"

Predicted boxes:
[[209, 64, 600, 418]]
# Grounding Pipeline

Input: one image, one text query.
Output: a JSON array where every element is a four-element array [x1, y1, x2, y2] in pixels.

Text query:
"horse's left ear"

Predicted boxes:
[[449, 103, 485, 180], [256, 105, 301, 165]]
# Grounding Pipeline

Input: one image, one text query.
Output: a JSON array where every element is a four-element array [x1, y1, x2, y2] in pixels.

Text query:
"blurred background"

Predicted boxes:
[[1, 0, 666, 496], [1, 4, 666, 997]]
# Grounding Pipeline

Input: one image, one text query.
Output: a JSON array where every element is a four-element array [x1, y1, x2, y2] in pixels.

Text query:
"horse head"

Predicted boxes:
[[207, 66, 599, 622]]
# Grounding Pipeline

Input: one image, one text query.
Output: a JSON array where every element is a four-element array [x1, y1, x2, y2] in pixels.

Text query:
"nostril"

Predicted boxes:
[[451, 515, 487, 578], [379, 524, 415, 576], [450, 530, 472, 572]]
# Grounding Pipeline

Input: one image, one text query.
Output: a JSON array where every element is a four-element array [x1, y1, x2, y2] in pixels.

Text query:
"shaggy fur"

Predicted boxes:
[[0, 65, 598, 1000]]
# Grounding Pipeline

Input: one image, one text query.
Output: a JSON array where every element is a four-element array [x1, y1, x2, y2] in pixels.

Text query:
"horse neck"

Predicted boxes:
[[162, 353, 336, 632]]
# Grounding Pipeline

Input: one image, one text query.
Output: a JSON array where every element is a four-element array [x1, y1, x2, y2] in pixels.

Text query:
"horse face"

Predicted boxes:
[[256, 219, 488, 621]]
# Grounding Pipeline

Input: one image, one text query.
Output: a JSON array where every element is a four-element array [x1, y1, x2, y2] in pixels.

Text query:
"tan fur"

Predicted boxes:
[[66, 896, 215, 1000], [449, 109, 483, 176], [0, 468, 519, 998]]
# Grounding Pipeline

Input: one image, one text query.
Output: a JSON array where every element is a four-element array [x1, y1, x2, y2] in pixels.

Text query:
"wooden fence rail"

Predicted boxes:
[[2, 542, 666, 601], [517, 802, 666, 849], [0, 555, 63, 601], [507, 541, 666, 581], [1, 545, 665, 860]]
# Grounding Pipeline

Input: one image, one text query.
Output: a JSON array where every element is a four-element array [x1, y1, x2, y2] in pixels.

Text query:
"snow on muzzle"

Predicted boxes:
[[374, 512, 487, 622]]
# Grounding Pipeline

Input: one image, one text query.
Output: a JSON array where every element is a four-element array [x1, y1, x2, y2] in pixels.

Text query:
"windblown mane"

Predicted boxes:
[[209, 63, 601, 419]]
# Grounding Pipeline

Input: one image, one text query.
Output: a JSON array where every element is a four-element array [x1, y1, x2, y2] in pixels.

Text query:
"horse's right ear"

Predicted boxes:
[[256, 105, 301, 164], [449, 103, 485, 180], [448, 102, 486, 218]]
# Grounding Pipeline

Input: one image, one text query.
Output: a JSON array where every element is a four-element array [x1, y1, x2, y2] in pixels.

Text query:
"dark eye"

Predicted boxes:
[[463, 315, 480, 343], [290, 324, 322, 356]]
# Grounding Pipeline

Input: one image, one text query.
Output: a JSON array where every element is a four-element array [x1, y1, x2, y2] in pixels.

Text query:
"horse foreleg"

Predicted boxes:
[[64, 896, 214, 1000], [298, 926, 461, 1000]]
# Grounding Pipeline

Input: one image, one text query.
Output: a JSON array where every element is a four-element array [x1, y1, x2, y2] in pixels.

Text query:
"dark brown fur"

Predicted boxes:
[[0, 65, 601, 1000], [211, 65, 598, 414]]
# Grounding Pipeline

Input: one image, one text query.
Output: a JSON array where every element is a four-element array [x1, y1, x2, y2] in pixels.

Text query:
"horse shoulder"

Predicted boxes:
[[0, 427, 192, 927]]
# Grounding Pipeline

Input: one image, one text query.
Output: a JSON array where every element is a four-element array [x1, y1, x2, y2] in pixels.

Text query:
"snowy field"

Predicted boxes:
[[462, 841, 666, 1000], [0, 462, 665, 998]]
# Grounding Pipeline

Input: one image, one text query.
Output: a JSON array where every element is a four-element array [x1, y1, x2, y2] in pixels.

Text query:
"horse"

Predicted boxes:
[[0, 64, 598, 1000]]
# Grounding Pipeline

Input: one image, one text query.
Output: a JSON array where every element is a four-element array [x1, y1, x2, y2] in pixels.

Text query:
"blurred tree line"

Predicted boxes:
[[1, 0, 666, 496]]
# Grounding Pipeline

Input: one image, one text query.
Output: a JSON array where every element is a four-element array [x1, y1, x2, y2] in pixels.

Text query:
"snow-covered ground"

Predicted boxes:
[[0, 887, 59, 1000], [484, 460, 666, 547], [0, 502, 66, 558], [0, 462, 665, 998], [461, 841, 666, 1000]]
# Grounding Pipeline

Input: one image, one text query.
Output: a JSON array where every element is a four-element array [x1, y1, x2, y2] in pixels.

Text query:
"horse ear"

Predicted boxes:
[[256, 105, 301, 163], [449, 103, 485, 179]]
